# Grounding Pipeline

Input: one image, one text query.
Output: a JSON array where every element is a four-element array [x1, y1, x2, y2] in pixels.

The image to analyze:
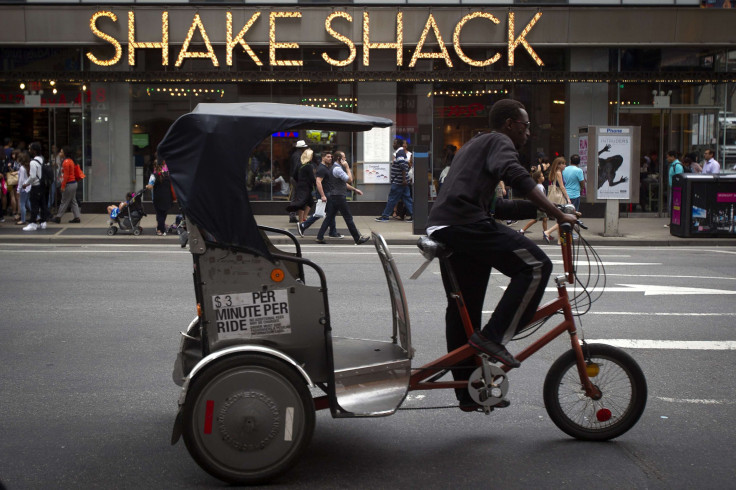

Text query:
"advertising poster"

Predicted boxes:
[[578, 135, 588, 197], [363, 163, 390, 184], [596, 128, 632, 200]]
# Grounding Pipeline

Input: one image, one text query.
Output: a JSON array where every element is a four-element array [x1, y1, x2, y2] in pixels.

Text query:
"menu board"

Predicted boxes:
[[363, 126, 391, 163]]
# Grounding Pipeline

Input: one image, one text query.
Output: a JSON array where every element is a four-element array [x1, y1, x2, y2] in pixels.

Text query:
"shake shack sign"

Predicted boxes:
[[86, 9, 544, 69]]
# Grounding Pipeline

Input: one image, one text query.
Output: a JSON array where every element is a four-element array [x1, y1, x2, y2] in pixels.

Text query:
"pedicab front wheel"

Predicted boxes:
[[182, 353, 315, 485], [543, 343, 647, 441]]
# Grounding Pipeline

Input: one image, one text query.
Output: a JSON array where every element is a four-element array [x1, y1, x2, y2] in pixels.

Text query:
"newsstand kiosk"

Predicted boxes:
[[670, 173, 736, 237]]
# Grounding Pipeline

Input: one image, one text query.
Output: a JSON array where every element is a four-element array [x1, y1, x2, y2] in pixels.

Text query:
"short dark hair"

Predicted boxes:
[[29, 142, 42, 155], [61, 146, 74, 161], [489, 99, 526, 130], [667, 150, 679, 158], [321, 150, 332, 159], [570, 154, 580, 166]]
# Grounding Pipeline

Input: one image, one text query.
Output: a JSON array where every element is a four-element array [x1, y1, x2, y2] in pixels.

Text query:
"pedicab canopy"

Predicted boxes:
[[157, 103, 393, 256]]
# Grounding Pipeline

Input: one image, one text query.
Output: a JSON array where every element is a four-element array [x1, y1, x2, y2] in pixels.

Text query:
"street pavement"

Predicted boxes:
[[1, 212, 735, 246]]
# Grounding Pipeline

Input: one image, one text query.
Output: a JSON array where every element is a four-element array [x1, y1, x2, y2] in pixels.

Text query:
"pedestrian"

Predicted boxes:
[[543, 156, 571, 244], [287, 148, 317, 224], [3, 147, 20, 221], [146, 159, 173, 236], [426, 98, 576, 411], [314, 150, 370, 245], [562, 153, 586, 211], [518, 170, 549, 236], [15, 152, 31, 226], [375, 138, 413, 223], [21, 142, 49, 231], [51, 146, 82, 224], [682, 155, 702, 174], [288, 140, 309, 223], [48, 143, 63, 213], [665, 150, 684, 225], [297, 150, 340, 238], [702, 148, 720, 174]]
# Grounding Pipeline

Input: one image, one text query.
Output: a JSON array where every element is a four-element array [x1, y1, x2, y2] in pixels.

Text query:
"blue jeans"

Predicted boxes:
[[569, 196, 580, 210], [19, 192, 30, 222], [381, 183, 413, 218]]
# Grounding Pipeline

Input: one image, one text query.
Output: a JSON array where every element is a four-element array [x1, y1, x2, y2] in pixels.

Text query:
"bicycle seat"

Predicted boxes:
[[416, 236, 452, 261]]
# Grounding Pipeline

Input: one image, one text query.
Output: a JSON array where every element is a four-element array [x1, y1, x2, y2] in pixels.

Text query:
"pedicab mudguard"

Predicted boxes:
[[170, 345, 313, 445]]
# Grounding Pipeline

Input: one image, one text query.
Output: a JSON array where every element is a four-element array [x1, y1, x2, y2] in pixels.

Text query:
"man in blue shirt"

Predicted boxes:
[[666, 150, 684, 224], [561, 154, 585, 211]]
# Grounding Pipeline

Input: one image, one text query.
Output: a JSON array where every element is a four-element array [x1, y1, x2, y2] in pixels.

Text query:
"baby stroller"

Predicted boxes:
[[107, 190, 146, 236], [166, 214, 186, 235]]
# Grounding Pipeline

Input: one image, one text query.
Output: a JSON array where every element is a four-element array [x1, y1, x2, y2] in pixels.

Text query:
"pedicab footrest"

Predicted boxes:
[[331, 336, 411, 417]]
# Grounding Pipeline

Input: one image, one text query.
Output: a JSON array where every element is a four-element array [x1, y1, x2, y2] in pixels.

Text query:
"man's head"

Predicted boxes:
[[295, 140, 308, 150], [489, 99, 529, 150], [393, 138, 404, 150], [321, 151, 333, 165], [704, 149, 714, 161], [570, 154, 580, 166], [666, 150, 678, 162], [29, 142, 42, 156]]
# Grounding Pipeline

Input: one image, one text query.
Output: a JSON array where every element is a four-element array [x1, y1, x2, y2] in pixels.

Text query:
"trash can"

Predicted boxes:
[[670, 173, 736, 237]]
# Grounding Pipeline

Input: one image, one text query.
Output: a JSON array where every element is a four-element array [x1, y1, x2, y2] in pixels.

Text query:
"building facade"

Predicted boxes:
[[1, 0, 734, 213]]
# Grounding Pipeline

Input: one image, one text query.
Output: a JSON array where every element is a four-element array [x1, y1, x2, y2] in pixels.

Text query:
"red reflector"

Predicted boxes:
[[204, 400, 214, 434], [596, 408, 612, 422]]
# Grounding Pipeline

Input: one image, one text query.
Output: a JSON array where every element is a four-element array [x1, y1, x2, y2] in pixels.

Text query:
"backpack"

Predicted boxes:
[[35, 157, 54, 189]]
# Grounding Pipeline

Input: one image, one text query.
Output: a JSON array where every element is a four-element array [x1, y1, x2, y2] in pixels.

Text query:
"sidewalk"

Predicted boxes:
[[1, 213, 735, 246]]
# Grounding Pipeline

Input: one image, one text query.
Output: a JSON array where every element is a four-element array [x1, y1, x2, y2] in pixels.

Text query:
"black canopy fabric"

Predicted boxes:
[[157, 103, 393, 255]]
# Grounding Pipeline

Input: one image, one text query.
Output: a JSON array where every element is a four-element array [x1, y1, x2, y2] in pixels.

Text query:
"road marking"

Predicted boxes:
[[551, 261, 661, 266], [655, 397, 736, 405], [586, 311, 736, 316], [605, 273, 736, 281], [586, 339, 736, 350], [526, 284, 736, 295]]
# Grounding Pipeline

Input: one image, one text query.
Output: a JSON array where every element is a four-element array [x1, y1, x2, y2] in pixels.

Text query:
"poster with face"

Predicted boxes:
[[578, 135, 588, 197], [596, 128, 632, 200]]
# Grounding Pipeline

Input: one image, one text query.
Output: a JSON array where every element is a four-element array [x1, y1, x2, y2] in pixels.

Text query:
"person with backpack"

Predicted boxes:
[[21, 142, 49, 231], [146, 159, 173, 236], [51, 146, 82, 224]]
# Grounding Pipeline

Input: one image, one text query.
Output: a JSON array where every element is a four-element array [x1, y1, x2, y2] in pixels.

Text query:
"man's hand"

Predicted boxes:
[[354, 189, 363, 196], [320, 195, 327, 202]]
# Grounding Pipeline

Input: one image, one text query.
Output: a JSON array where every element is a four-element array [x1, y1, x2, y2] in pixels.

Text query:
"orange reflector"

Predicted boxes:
[[270, 269, 285, 282], [197, 303, 202, 317], [586, 362, 600, 377]]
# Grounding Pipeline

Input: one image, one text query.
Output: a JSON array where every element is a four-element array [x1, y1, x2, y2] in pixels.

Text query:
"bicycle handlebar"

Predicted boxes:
[[556, 205, 585, 284]]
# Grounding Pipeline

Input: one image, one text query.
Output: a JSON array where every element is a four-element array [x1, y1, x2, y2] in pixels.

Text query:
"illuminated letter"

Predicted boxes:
[[128, 11, 169, 66], [226, 12, 262, 66], [175, 14, 219, 67], [87, 11, 122, 66], [269, 12, 302, 66], [453, 12, 501, 67], [409, 13, 452, 68], [507, 12, 543, 67], [323, 12, 356, 67], [363, 12, 403, 67]]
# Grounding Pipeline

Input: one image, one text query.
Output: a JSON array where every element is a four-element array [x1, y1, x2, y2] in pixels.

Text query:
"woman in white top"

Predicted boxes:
[[15, 152, 31, 225]]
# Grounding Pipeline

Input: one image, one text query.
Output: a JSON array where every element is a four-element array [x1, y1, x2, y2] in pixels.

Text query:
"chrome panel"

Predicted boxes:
[[331, 337, 410, 417]]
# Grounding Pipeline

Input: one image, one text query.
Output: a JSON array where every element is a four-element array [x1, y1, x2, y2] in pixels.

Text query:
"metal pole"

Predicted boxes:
[[658, 108, 664, 217], [616, 49, 621, 126]]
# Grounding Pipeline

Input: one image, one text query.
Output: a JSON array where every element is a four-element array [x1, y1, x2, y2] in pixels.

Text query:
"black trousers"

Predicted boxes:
[[432, 220, 552, 398], [155, 208, 168, 233], [316, 195, 360, 242], [29, 185, 49, 224]]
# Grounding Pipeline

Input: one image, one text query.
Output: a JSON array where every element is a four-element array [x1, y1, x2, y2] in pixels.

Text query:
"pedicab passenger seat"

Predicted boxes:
[[329, 232, 412, 418]]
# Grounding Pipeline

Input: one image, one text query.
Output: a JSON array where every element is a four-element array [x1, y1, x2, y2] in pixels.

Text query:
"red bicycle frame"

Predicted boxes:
[[409, 229, 600, 399]]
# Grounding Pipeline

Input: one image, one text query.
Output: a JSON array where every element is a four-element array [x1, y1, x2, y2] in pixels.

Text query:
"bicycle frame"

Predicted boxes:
[[408, 228, 601, 400]]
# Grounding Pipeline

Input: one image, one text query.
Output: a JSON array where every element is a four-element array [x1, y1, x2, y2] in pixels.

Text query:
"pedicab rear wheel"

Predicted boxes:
[[182, 353, 315, 485], [543, 343, 647, 441], [133, 227, 142, 236], [107, 226, 117, 236]]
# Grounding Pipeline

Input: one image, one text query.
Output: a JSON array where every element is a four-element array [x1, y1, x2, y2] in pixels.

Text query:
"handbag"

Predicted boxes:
[[547, 181, 566, 205], [6, 170, 18, 186], [313, 199, 326, 218]]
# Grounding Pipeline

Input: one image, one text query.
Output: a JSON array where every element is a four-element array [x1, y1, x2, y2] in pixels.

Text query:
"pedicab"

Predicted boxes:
[[160, 103, 647, 485]]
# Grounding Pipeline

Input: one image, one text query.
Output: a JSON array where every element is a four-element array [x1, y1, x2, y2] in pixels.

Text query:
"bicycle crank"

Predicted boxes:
[[468, 356, 509, 408]]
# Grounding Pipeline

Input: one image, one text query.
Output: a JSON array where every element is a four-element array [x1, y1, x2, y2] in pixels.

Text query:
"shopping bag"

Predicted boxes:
[[313, 199, 326, 218]]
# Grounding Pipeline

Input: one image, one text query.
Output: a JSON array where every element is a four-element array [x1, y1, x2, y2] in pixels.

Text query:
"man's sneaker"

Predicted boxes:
[[315, 238, 327, 244], [355, 235, 370, 245], [328, 233, 344, 239], [69, 218, 81, 223], [23, 223, 38, 231], [39, 222, 47, 230], [375, 216, 389, 222], [52, 217, 61, 224], [468, 332, 521, 368], [296, 223, 304, 237], [405, 215, 413, 223]]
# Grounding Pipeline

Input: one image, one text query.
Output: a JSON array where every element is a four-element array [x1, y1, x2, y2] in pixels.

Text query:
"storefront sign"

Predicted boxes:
[[87, 10, 544, 69]]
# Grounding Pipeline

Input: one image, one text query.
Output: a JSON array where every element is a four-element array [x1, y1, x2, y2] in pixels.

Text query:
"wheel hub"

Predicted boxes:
[[217, 391, 280, 451]]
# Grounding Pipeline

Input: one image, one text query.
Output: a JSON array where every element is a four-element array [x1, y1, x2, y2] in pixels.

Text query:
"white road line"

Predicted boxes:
[[483, 311, 736, 316], [551, 261, 662, 266], [605, 273, 736, 281], [655, 397, 736, 405], [586, 339, 736, 350]]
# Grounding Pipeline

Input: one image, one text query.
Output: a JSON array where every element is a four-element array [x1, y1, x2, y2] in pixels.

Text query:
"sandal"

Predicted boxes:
[[156, 230, 164, 236], [16, 221, 27, 226], [542, 233, 551, 244]]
